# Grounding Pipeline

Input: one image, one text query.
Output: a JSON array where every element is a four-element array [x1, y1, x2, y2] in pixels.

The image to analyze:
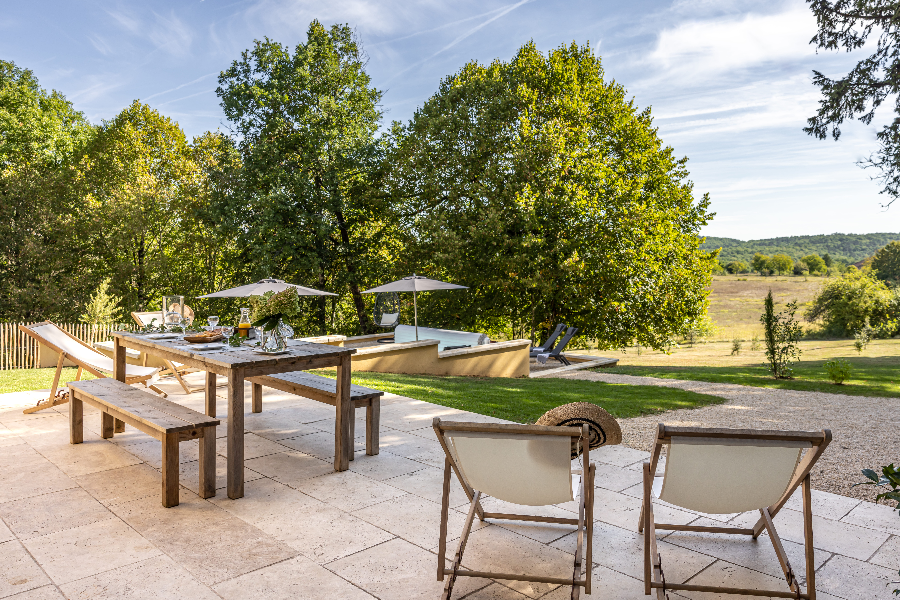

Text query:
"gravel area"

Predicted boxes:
[[557, 370, 900, 502]]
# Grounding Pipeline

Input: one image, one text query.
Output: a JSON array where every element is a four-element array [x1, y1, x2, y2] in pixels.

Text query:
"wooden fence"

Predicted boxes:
[[0, 323, 134, 370]]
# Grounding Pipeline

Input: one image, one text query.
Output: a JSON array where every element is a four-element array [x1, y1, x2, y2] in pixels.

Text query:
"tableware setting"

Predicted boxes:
[[184, 331, 225, 343], [145, 333, 180, 340]]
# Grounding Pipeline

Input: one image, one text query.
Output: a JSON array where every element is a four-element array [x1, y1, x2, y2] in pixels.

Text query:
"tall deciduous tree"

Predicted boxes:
[[805, 0, 900, 205], [871, 240, 900, 283], [216, 22, 391, 334], [390, 41, 716, 349]]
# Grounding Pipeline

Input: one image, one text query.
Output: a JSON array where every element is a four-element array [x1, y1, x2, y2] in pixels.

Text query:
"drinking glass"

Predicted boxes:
[[162, 295, 185, 332], [207, 315, 219, 331]]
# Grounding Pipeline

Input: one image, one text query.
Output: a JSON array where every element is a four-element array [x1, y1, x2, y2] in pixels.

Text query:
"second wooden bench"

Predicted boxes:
[[67, 379, 220, 507]]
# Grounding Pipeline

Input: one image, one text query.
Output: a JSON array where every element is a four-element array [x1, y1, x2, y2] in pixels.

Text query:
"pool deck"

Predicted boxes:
[[0, 372, 891, 599]]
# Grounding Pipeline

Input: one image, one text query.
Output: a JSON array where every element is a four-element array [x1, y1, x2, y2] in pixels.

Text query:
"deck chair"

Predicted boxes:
[[433, 418, 596, 600], [536, 326, 579, 366], [18, 321, 166, 414], [639, 424, 832, 599], [530, 323, 566, 357], [131, 311, 201, 394]]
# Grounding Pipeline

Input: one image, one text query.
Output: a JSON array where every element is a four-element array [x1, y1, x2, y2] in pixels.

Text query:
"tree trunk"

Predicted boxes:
[[334, 208, 374, 334]]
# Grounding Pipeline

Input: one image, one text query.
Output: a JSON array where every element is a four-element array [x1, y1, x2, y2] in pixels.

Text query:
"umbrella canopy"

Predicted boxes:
[[197, 278, 336, 298], [362, 275, 468, 339]]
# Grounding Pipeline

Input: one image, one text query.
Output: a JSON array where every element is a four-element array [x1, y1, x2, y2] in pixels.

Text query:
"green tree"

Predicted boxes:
[[769, 253, 794, 275], [725, 261, 748, 274], [79, 278, 123, 324], [761, 290, 802, 379], [871, 240, 900, 284], [802, 253, 826, 274], [805, 0, 900, 205], [389, 41, 716, 349], [806, 269, 899, 335], [823, 252, 833, 267], [752, 253, 770, 274], [0, 60, 95, 320], [217, 23, 391, 335]]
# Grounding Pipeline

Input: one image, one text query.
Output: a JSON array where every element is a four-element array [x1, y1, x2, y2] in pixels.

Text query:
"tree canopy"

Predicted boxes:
[[871, 240, 900, 283]]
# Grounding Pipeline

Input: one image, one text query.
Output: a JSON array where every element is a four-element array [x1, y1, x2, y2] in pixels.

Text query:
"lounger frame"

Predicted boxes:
[[433, 418, 595, 600], [131, 311, 203, 394], [639, 424, 832, 600]]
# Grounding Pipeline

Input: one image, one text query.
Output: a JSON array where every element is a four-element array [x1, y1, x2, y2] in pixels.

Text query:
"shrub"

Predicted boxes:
[[872, 241, 900, 285], [823, 358, 852, 384], [750, 334, 761, 351], [769, 254, 794, 275], [806, 270, 899, 336], [854, 322, 873, 353], [731, 337, 742, 355], [792, 261, 808, 276], [752, 253, 771, 275], [761, 290, 802, 378], [725, 261, 748, 274], [802, 254, 826, 274], [79, 279, 123, 325]]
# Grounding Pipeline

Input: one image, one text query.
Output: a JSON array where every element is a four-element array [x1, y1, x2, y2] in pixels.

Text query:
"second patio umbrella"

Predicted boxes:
[[362, 274, 467, 340], [197, 278, 336, 298]]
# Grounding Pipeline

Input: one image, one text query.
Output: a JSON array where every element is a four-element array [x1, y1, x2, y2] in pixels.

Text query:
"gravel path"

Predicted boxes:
[[557, 370, 900, 502]]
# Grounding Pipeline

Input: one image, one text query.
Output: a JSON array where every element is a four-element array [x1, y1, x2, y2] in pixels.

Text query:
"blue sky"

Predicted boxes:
[[3, 0, 896, 239]]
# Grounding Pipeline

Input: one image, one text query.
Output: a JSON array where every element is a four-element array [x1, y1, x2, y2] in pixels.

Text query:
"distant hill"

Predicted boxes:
[[701, 233, 900, 264]]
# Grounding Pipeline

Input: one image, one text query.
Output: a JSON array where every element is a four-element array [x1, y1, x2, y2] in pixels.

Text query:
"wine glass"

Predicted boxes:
[[207, 315, 219, 331]]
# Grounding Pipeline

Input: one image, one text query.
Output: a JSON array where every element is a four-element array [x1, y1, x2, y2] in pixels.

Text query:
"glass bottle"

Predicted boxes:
[[237, 307, 252, 338]]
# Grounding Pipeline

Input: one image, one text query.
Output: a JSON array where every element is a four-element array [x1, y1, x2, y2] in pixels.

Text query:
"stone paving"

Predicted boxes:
[[0, 373, 893, 599]]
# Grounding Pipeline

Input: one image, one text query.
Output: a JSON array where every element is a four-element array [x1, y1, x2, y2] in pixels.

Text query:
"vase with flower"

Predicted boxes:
[[248, 288, 301, 352]]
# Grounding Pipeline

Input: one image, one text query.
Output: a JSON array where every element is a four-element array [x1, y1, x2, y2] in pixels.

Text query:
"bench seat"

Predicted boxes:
[[67, 379, 220, 507], [247, 371, 382, 456]]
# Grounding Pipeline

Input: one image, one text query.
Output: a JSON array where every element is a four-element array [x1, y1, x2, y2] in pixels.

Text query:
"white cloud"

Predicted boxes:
[[149, 11, 193, 57]]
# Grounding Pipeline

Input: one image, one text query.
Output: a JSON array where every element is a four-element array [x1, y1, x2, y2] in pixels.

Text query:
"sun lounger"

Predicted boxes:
[[640, 424, 831, 599], [535, 326, 578, 366], [131, 311, 201, 394], [433, 418, 595, 599], [18, 321, 164, 414], [529, 323, 566, 357]]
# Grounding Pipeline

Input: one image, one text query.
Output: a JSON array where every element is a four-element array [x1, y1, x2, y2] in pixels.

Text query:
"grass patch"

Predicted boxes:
[[312, 369, 723, 423], [0, 367, 96, 395]]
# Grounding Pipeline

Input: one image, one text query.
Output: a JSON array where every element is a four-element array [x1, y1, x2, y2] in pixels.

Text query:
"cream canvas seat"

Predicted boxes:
[[433, 418, 595, 600], [131, 311, 201, 394], [18, 321, 165, 414], [640, 424, 831, 599]]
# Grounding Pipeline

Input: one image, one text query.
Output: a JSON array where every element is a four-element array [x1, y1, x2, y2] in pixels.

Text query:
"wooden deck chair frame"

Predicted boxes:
[[18, 321, 166, 415], [639, 424, 832, 600], [131, 311, 202, 394], [433, 418, 596, 600]]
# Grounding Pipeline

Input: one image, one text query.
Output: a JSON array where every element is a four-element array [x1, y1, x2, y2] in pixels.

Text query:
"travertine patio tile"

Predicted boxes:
[[327, 537, 483, 600], [209, 477, 316, 523], [21, 517, 161, 585], [382, 465, 471, 508], [456, 582, 526, 599], [538, 564, 655, 600], [592, 462, 643, 492], [109, 492, 296, 585], [6, 586, 66, 599], [353, 493, 485, 548], [0, 521, 12, 544], [455, 525, 576, 598], [782, 487, 861, 521], [275, 431, 365, 461], [378, 401, 465, 431], [74, 463, 162, 506], [660, 517, 829, 585], [261, 402, 340, 424], [583, 487, 697, 531], [590, 445, 649, 468], [294, 469, 408, 512], [244, 412, 322, 441], [101, 426, 156, 447], [178, 459, 264, 494], [841, 500, 900, 536], [476, 497, 577, 544], [213, 554, 375, 599], [0, 540, 51, 598], [244, 451, 334, 485], [376, 430, 446, 467], [215, 431, 292, 459], [37, 439, 142, 477], [617, 481, 741, 523], [731, 507, 889, 561], [550, 520, 714, 585], [816, 554, 899, 600], [0, 449, 77, 503], [348, 450, 427, 481], [124, 438, 200, 468], [677, 560, 841, 600], [869, 534, 900, 569], [0, 488, 112, 540], [58, 554, 219, 600]]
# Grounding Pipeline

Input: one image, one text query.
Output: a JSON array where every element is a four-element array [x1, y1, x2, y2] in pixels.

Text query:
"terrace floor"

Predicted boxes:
[[0, 373, 892, 600]]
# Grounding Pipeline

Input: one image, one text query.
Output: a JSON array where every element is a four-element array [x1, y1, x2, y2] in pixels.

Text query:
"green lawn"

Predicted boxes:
[[602, 356, 900, 398], [312, 369, 724, 423], [0, 367, 95, 394]]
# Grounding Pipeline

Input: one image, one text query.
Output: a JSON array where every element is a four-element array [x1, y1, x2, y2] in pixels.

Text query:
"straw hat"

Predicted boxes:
[[535, 402, 622, 458]]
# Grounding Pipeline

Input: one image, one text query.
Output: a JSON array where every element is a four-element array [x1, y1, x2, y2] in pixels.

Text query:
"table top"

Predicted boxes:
[[113, 331, 355, 372]]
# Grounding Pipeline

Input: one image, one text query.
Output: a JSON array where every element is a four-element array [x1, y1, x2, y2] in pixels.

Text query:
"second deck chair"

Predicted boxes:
[[536, 326, 579, 366], [640, 424, 832, 599], [18, 321, 165, 414], [131, 311, 201, 394], [433, 418, 596, 600], [530, 323, 566, 357]]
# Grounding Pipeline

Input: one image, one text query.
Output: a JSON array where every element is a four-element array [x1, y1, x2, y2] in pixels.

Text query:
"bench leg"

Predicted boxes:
[[162, 433, 180, 508], [199, 427, 216, 499], [101, 411, 114, 439], [349, 405, 356, 462], [69, 395, 83, 444], [366, 399, 380, 456], [114, 418, 126, 433], [252, 382, 262, 414], [205, 372, 216, 418]]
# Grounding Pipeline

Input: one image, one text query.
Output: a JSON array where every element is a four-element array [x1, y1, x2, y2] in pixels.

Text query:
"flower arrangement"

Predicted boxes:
[[249, 288, 301, 331]]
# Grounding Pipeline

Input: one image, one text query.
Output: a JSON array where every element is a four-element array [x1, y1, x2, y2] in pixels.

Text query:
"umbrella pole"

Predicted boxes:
[[413, 289, 419, 340]]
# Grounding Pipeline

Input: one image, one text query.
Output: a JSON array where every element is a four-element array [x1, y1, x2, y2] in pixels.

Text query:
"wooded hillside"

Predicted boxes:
[[702, 233, 900, 264]]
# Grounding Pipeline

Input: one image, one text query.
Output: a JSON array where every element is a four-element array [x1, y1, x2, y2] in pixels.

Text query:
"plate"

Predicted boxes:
[[252, 349, 291, 355], [190, 343, 227, 351], [145, 333, 179, 340], [184, 333, 224, 343]]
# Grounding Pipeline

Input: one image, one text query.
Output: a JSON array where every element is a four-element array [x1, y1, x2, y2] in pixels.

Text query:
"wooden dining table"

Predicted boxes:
[[112, 332, 357, 499]]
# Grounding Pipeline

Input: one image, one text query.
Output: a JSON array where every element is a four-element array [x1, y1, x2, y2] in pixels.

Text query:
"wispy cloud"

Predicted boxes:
[[145, 72, 218, 102], [156, 88, 217, 107], [88, 34, 115, 56], [68, 77, 123, 104], [106, 8, 193, 57]]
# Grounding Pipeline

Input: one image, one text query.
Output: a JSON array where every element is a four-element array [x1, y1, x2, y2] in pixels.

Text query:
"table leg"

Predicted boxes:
[[227, 368, 245, 499], [334, 355, 352, 471], [112, 336, 126, 432], [252, 382, 262, 413], [69, 394, 83, 444], [205, 372, 217, 418]]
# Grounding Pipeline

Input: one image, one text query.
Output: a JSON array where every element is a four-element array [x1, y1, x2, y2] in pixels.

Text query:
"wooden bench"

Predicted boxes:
[[67, 379, 220, 508], [247, 371, 382, 457]]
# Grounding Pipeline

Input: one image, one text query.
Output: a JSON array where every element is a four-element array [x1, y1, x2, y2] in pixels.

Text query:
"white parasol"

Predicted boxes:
[[197, 278, 337, 298], [362, 274, 467, 340]]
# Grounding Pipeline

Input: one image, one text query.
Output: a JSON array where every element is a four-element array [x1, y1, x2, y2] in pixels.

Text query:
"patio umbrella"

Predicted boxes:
[[197, 278, 337, 298], [362, 274, 468, 340]]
